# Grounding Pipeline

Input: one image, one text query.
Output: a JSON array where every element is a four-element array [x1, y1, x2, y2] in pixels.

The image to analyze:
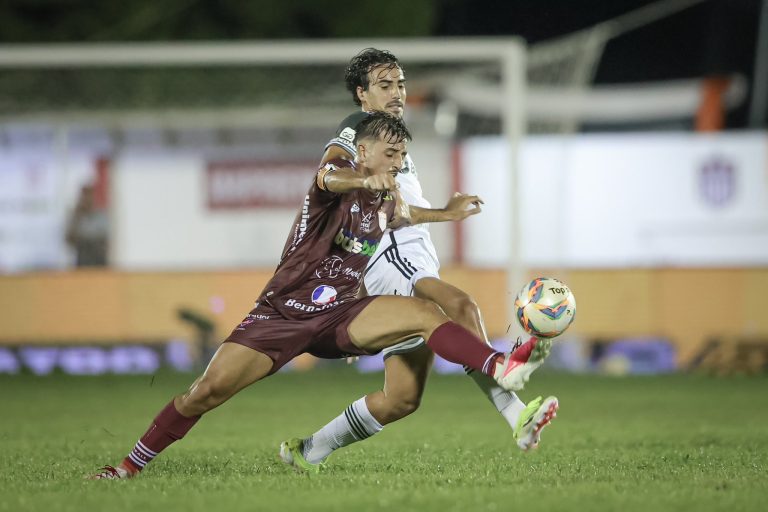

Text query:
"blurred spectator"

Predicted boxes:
[[65, 184, 109, 267]]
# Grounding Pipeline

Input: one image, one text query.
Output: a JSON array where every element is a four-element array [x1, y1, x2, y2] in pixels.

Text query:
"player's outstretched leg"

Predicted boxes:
[[341, 295, 540, 392], [281, 345, 433, 470], [414, 278, 554, 432], [89, 343, 274, 479]]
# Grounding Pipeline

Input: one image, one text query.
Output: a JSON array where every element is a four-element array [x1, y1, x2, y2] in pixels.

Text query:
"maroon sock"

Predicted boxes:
[[425, 321, 501, 376], [122, 399, 201, 472]]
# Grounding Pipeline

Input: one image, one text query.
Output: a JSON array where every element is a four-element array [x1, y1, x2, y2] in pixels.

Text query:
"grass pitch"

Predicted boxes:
[[0, 369, 766, 512]]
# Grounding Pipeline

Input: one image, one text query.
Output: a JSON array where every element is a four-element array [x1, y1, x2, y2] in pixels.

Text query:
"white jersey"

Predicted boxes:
[[325, 112, 440, 268]]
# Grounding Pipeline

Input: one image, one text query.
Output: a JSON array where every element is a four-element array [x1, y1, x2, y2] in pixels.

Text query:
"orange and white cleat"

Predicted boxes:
[[492, 336, 552, 391]]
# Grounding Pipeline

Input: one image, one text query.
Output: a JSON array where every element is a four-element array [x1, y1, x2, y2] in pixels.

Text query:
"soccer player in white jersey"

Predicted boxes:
[[280, 49, 559, 473]]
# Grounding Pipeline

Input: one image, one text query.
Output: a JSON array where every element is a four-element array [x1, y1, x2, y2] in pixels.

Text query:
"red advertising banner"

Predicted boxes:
[[206, 160, 317, 209]]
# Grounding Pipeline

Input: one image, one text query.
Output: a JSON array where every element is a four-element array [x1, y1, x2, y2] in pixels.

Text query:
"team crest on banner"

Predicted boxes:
[[699, 157, 736, 207]]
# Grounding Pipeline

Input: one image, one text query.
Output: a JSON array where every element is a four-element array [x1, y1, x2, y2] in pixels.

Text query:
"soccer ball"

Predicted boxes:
[[514, 277, 576, 338]]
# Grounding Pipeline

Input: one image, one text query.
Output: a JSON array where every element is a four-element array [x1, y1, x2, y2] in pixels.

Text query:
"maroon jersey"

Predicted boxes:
[[259, 158, 395, 320]]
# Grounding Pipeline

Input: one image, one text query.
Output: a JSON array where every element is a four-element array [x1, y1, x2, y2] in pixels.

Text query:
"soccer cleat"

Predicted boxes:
[[88, 464, 134, 480], [492, 336, 552, 391], [279, 438, 323, 474], [513, 396, 559, 451]]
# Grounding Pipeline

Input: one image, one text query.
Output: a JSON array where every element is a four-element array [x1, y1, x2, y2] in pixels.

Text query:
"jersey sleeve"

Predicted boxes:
[[315, 157, 354, 192], [324, 111, 370, 156]]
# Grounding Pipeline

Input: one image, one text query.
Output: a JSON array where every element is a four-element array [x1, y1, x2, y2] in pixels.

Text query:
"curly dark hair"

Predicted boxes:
[[354, 111, 412, 145], [344, 48, 401, 106]]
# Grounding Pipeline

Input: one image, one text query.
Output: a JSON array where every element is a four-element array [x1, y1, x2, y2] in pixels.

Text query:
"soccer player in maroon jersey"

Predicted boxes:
[[91, 112, 544, 480], [280, 49, 558, 473]]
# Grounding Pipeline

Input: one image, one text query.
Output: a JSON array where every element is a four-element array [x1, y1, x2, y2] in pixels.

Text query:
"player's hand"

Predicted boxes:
[[445, 192, 484, 220], [387, 189, 412, 229], [363, 174, 399, 192]]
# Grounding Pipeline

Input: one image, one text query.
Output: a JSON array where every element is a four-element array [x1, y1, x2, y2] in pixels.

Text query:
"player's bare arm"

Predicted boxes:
[[411, 192, 483, 223], [321, 166, 399, 194]]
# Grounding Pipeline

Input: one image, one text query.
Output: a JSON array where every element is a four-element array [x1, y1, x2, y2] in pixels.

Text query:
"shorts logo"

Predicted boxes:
[[339, 127, 356, 142], [312, 285, 337, 305], [236, 314, 262, 330]]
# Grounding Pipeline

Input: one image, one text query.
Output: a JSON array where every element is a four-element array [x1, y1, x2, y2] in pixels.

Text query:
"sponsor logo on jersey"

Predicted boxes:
[[334, 229, 378, 256], [400, 156, 417, 176], [341, 267, 362, 280], [288, 195, 311, 254], [315, 255, 343, 279], [360, 211, 374, 231], [339, 127, 356, 142], [312, 285, 337, 305], [315, 256, 362, 281], [284, 298, 341, 313]]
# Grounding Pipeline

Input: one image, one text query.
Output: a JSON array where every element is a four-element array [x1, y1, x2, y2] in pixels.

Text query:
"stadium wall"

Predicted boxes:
[[1, 267, 766, 365]]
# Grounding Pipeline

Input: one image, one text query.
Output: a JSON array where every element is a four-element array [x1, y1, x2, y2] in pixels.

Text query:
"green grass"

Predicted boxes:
[[1, 369, 766, 512]]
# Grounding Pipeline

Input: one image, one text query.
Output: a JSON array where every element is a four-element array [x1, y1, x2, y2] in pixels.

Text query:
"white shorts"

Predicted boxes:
[[364, 233, 440, 359]]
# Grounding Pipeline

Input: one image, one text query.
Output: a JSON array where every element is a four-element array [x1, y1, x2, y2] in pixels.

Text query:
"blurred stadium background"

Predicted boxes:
[[0, 0, 766, 377]]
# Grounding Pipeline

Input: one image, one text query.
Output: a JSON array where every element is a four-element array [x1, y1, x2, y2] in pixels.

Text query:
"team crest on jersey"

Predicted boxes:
[[378, 210, 388, 231], [351, 202, 360, 213], [400, 157, 415, 175], [311, 285, 337, 305]]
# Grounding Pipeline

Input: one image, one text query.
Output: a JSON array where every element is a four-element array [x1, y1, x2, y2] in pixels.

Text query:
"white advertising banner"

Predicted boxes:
[[461, 132, 768, 267], [111, 152, 314, 269], [111, 138, 454, 270], [0, 150, 95, 273]]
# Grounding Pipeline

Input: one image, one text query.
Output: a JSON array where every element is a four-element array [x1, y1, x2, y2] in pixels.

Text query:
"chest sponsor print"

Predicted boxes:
[[334, 229, 379, 256]]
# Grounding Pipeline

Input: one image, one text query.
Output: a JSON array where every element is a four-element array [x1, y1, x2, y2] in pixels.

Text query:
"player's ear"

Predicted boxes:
[[356, 85, 366, 105], [356, 142, 367, 163]]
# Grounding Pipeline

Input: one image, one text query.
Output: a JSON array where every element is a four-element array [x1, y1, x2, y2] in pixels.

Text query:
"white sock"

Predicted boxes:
[[302, 396, 383, 464], [465, 366, 526, 428]]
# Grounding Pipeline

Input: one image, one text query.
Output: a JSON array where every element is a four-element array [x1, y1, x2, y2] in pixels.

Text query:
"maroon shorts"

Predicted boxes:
[[223, 296, 379, 375]]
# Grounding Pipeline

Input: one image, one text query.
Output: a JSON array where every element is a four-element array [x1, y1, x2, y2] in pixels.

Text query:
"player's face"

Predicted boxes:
[[359, 136, 408, 176], [358, 65, 407, 118]]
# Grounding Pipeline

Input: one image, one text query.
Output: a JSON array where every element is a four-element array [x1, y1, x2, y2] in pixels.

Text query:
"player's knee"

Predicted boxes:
[[413, 298, 448, 326], [188, 375, 234, 411], [392, 394, 422, 419], [445, 293, 481, 323], [380, 392, 422, 423]]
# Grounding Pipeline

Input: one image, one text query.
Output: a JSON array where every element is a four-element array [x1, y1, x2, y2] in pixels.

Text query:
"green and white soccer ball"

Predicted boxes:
[[514, 277, 576, 338]]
